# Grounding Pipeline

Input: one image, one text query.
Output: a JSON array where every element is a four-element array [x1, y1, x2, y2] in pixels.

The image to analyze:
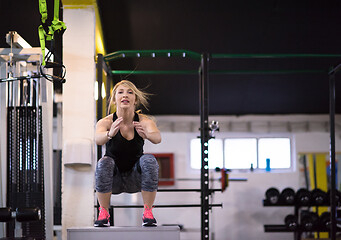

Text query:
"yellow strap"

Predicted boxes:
[[54, 0, 60, 21], [39, 0, 47, 23], [38, 0, 67, 66], [38, 25, 46, 65], [49, 20, 67, 35]]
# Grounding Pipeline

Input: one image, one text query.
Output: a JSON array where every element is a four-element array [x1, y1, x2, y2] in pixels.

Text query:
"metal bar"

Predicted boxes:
[[157, 188, 221, 193], [98, 204, 223, 209], [105, 51, 341, 61], [110, 69, 325, 75], [200, 53, 210, 240], [329, 63, 341, 75], [329, 72, 336, 240], [104, 49, 201, 62], [94, 188, 222, 193], [210, 70, 326, 75], [312, 153, 320, 239], [159, 178, 247, 182], [105, 68, 111, 115], [313, 154, 317, 189], [211, 53, 341, 59], [96, 54, 103, 160], [0, 75, 42, 83], [111, 70, 198, 75], [111, 70, 199, 75], [302, 155, 309, 189], [327, 61, 340, 240], [264, 224, 293, 232]]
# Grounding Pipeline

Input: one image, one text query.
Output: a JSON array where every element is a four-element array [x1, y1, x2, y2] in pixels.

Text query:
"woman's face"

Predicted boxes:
[[114, 85, 136, 109]]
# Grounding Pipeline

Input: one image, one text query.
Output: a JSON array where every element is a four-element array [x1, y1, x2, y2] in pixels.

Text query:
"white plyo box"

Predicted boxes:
[[67, 226, 180, 240]]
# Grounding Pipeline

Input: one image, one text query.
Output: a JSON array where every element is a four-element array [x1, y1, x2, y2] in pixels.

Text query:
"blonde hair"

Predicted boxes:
[[108, 80, 150, 114]]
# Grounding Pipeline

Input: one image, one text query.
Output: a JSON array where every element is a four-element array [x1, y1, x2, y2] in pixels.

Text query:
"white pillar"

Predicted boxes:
[[62, 6, 96, 240]]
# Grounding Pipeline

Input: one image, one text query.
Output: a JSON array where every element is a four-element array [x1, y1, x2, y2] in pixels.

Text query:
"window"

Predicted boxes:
[[190, 136, 292, 170], [224, 138, 257, 169], [190, 138, 223, 169], [258, 138, 291, 169]]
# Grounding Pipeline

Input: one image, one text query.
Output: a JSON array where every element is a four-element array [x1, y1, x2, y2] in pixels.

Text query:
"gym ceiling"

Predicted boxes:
[[1, 0, 341, 115]]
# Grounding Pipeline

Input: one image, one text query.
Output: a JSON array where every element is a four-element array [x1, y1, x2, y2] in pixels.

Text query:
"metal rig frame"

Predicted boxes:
[[96, 50, 341, 240], [329, 62, 341, 240], [0, 47, 54, 240]]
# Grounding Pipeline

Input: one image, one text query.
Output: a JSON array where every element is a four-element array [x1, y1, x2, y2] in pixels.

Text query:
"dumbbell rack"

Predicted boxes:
[[263, 199, 338, 240]]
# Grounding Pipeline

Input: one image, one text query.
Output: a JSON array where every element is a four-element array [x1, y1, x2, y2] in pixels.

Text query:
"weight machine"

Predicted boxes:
[[0, 34, 54, 239]]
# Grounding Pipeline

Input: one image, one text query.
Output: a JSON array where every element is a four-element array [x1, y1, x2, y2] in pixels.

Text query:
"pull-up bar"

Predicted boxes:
[[104, 49, 201, 62], [104, 50, 341, 62], [111, 70, 198, 75], [104, 50, 339, 76]]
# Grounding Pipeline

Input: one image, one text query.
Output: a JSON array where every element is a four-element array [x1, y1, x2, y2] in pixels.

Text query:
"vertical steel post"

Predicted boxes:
[[105, 71, 112, 115], [329, 72, 336, 240], [200, 53, 210, 240], [96, 54, 103, 160]]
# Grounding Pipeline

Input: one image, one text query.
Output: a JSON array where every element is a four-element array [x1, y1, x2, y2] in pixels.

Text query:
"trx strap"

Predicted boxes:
[[39, 0, 48, 23], [38, 0, 66, 65]]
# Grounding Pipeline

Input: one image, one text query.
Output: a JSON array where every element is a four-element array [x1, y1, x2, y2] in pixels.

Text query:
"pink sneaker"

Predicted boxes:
[[94, 207, 110, 227], [142, 205, 157, 227]]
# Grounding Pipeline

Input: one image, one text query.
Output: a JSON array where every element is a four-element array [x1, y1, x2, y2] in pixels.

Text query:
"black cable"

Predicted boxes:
[[39, 38, 66, 84]]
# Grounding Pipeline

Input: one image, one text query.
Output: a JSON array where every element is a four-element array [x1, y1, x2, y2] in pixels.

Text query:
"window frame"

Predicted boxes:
[[188, 132, 296, 173]]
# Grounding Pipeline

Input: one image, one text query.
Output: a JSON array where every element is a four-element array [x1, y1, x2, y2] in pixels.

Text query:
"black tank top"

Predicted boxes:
[[104, 112, 144, 172]]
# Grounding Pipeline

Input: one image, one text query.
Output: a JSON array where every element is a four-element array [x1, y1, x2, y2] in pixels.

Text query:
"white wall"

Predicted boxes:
[[109, 127, 341, 240], [62, 6, 96, 240]]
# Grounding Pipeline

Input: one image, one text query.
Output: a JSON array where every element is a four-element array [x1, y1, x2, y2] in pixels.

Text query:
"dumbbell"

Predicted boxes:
[[311, 188, 327, 205], [0, 207, 41, 222], [265, 187, 280, 204], [300, 210, 319, 231], [320, 211, 331, 230], [326, 189, 341, 206], [280, 188, 296, 205], [284, 214, 298, 230], [296, 188, 312, 205]]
